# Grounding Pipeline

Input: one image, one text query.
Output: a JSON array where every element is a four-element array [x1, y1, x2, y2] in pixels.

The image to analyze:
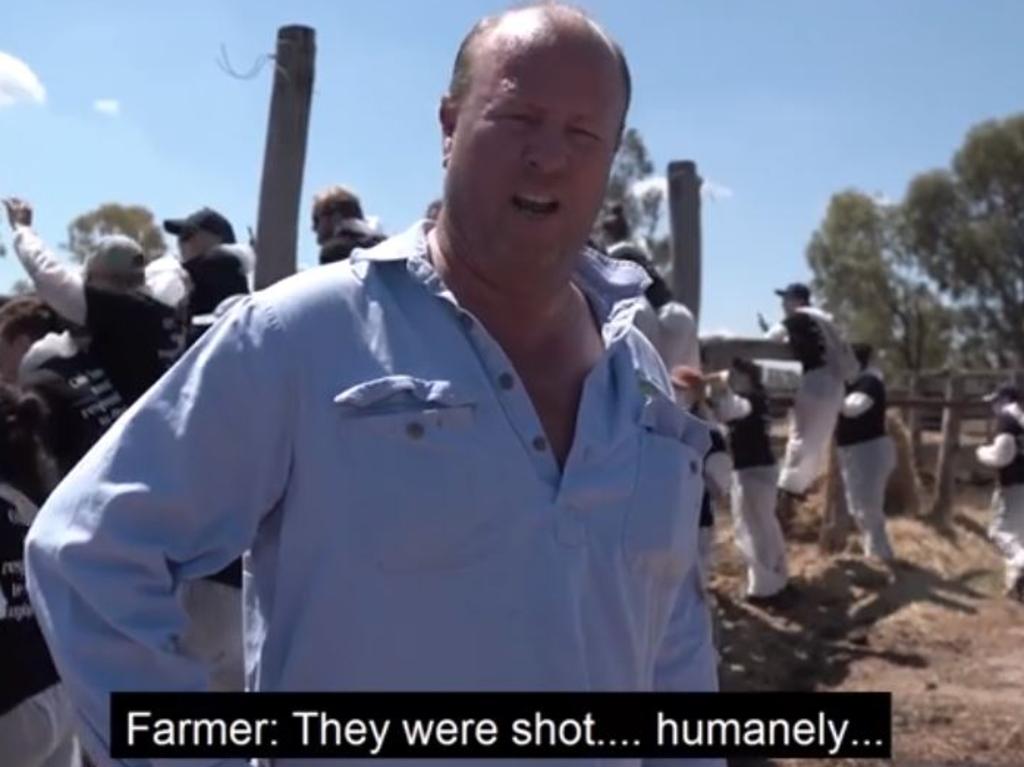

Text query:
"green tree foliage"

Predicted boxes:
[[65, 203, 166, 263], [901, 114, 1024, 367], [810, 112, 1024, 372], [806, 191, 952, 374], [600, 127, 671, 271]]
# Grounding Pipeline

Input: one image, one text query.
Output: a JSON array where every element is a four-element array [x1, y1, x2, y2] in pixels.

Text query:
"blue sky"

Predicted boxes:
[[1, 1, 1021, 334]]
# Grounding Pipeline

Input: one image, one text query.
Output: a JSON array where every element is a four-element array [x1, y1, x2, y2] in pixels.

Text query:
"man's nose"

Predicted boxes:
[[523, 124, 569, 176]]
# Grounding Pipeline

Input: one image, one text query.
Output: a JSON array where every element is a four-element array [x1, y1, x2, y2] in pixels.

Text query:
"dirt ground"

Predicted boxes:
[[711, 481, 1024, 767]]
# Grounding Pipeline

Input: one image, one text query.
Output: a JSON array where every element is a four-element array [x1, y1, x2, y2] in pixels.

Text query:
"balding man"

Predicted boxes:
[[26, 6, 720, 766]]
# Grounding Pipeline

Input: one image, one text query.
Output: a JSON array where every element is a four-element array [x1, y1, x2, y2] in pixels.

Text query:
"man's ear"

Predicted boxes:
[[439, 96, 458, 168]]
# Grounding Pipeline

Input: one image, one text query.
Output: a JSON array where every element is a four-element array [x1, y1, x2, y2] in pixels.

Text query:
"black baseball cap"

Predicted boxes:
[[775, 282, 811, 302], [163, 207, 236, 244], [984, 383, 1021, 404]]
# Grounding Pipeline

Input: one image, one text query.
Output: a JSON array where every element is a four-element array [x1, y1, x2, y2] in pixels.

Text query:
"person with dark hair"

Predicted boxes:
[[0, 297, 122, 477], [26, 6, 720, 765], [709, 358, 789, 600], [423, 198, 443, 223], [0, 297, 63, 384], [0, 383, 81, 767], [163, 206, 252, 322], [976, 383, 1024, 601], [835, 343, 896, 561], [601, 204, 700, 370], [311, 186, 386, 265], [760, 282, 858, 519], [4, 198, 190, 406]]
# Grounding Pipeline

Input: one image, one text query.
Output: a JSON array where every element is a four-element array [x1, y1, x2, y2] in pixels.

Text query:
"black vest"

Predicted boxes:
[[836, 372, 887, 446], [0, 493, 60, 715], [995, 412, 1024, 487], [783, 312, 827, 372], [726, 390, 776, 470]]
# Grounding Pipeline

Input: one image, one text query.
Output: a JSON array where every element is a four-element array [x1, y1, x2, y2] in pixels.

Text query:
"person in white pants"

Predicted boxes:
[[671, 367, 732, 590], [710, 358, 790, 600], [976, 384, 1024, 601], [834, 344, 895, 561], [760, 283, 857, 516]]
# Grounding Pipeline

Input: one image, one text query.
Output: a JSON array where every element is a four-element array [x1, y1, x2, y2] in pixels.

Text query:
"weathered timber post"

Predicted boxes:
[[667, 160, 702, 326], [930, 371, 963, 521], [820, 443, 855, 553], [254, 26, 316, 290], [907, 372, 923, 469]]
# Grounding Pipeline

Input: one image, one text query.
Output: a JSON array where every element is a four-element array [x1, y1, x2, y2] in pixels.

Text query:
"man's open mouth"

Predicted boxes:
[[512, 194, 560, 215]]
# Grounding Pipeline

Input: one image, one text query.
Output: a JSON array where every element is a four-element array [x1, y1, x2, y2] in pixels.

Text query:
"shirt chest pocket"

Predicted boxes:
[[333, 376, 495, 573], [623, 392, 706, 585]]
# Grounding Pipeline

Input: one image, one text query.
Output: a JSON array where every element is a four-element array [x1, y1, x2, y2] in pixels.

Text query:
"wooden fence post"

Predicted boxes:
[[667, 160, 702, 325], [907, 372, 923, 469], [930, 371, 962, 521], [254, 26, 316, 290], [819, 443, 855, 553]]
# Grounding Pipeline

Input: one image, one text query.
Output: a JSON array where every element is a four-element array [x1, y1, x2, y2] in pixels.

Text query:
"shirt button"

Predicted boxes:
[[406, 421, 425, 440], [498, 372, 515, 390], [690, 459, 700, 474], [532, 435, 548, 452]]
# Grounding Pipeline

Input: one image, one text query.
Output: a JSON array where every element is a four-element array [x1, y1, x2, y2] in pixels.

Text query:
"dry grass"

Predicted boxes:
[[711, 482, 1024, 767]]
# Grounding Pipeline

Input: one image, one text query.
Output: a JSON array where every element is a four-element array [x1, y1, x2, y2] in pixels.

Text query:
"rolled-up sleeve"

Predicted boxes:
[[24, 295, 295, 767]]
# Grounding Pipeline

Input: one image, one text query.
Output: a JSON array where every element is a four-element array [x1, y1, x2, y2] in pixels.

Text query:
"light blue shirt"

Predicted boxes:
[[25, 222, 719, 767]]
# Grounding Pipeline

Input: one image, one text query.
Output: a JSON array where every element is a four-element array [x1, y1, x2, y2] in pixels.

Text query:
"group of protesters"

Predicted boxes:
[[600, 203, 1024, 609], [1, 4, 1022, 767], [4, 177, 1023, 767], [599, 212, 902, 605], [0, 187, 383, 765], [4, 184, 1023, 767]]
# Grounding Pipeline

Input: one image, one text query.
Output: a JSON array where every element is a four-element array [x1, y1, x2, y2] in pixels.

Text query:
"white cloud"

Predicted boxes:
[[628, 175, 736, 203], [701, 179, 735, 202], [630, 175, 667, 200], [93, 99, 120, 116], [0, 51, 46, 108], [702, 328, 739, 339]]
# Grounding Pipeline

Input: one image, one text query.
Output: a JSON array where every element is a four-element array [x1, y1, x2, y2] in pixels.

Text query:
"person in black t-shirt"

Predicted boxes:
[[163, 207, 250, 312], [710, 358, 790, 600], [5, 198, 190, 406], [976, 383, 1024, 601], [0, 296, 125, 476], [20, 331, 127, 477], [163, 207, 253, 343], [0, 383, 81, 766], [835, 343, 896, 561]]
